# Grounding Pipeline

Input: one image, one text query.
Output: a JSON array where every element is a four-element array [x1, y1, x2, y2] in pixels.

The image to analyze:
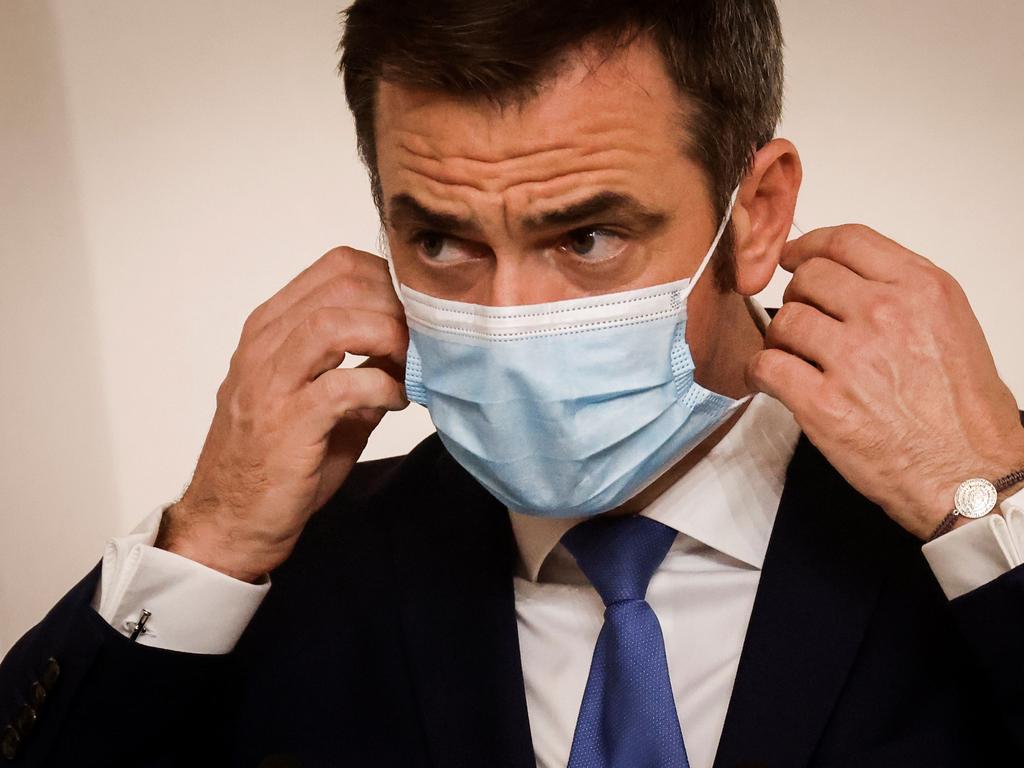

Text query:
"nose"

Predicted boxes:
[[483, 250, 573, 307]]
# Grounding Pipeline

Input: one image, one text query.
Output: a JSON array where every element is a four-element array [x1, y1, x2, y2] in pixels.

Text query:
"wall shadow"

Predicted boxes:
[[0, 1, 118, 653]]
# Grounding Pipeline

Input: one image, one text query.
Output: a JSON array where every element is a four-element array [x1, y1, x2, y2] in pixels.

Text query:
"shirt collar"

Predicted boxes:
[[508, 297, 800, 582]]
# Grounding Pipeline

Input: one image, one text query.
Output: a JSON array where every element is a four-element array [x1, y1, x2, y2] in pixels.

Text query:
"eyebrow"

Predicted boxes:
[[387, 193, 485, 238], [523, 192, 668, 233], [386, 191, 668, 236]]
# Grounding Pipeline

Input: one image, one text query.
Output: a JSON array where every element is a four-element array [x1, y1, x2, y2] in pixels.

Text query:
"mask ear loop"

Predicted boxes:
[[680, 185, 741, 301], [380, 239, 408, 309], [378, 240, 430, 404]]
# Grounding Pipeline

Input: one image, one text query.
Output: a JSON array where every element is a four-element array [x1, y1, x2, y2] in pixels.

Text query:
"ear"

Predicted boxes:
[[730, 139, 802, 296]]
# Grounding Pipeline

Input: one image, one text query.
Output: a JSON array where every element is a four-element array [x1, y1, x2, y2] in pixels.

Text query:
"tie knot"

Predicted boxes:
[[561, 515, 677, 606]]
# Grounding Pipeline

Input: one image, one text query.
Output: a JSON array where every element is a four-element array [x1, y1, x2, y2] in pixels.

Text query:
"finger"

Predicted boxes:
[[765, 302, 845, 371], [248, 247, 393, 334], [782, 257, 872, 321], [271, 307, 408, 389], [301, 366, 408, 436], [358, 354, 405, 384], [746, 348, 825, 418], [258, 274, 403, 350], [780, 225, 920, 283]]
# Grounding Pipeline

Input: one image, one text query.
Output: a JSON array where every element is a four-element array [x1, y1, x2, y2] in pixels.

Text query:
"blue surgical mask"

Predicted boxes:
[[394, 189, 748, 517]]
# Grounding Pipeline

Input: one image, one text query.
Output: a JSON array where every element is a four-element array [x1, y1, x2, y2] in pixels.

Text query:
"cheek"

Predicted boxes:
[[637, 226, 714, 288], [643, 246, 697, 286], [680, 271, 730, 364]]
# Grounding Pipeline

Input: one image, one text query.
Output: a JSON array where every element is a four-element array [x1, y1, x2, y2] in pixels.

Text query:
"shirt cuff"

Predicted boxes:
[[90, 503, 271, 654], [921, 493, 1024, 600]]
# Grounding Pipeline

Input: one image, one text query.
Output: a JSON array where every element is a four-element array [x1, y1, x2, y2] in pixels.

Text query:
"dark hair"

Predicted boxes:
[[338, 0, 784, 289]]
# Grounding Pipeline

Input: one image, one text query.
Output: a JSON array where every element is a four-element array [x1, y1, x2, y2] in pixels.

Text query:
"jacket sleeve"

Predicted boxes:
[[949, 561, 1024, 755], [0, 563, 233, 765]]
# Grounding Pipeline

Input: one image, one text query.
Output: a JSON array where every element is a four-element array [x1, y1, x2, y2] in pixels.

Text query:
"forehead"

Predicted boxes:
[[373, 38, 695, 208]]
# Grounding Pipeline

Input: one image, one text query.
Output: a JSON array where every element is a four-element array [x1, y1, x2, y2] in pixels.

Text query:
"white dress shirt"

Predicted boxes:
[[511, 392, 799, 768], [89, 298, 1024, 765]]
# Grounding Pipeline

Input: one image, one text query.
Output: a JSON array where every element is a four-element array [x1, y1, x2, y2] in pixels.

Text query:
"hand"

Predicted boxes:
[[746, 224, 1024, 540], [158, 247, 409, 581]]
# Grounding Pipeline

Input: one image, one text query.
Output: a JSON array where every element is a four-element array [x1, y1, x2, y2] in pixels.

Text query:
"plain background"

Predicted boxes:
[[2, 0, 1022, 654]]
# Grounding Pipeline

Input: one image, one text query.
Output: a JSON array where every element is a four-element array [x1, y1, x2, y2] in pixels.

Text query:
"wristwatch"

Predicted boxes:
[[927, 469, 1024, 541]]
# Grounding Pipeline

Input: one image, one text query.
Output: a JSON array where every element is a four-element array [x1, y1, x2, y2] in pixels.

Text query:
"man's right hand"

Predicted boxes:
[[156, 247, 409, 582]]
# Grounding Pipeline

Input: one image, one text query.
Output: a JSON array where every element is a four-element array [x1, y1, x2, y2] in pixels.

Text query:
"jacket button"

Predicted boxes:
[[0, 726, 19, 760], [28, 681, 46, 709], [41, 657, 60, 691], [13, 705, 36, 738]]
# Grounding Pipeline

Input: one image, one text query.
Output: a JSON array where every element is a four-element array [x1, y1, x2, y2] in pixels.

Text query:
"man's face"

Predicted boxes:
[[374, 37, 723, 308]]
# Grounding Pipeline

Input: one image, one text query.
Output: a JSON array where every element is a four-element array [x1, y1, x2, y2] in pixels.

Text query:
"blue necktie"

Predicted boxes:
[[561, 515, 689, 768]]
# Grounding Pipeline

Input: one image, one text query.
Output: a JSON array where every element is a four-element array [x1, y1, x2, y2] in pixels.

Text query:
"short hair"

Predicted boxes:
[[338, 0, 784, 289]]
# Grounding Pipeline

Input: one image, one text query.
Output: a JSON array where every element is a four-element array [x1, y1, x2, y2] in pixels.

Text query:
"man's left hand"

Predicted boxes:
[[747, 224, 1024, 540]]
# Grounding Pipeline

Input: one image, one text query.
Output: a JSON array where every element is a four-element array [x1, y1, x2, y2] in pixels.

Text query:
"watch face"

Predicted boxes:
[[954, 478, 998, 519]]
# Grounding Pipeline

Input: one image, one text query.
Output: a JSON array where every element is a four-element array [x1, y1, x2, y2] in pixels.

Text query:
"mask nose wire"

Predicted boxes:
[[680, 186, 741, 301]]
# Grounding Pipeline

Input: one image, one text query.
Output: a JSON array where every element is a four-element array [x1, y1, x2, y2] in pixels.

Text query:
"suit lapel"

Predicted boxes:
[[388, 432, 906, 767], [714, 436, 905, 768], [390, 443, 535, 768]]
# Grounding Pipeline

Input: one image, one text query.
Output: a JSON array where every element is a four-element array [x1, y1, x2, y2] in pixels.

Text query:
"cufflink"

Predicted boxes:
[[125, 609, 153, 642]]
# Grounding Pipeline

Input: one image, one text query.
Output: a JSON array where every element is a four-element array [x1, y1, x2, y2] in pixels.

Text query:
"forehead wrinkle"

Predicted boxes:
[[394, 160, 647, 240], [387, 173, 509, 236], [398, 134, 590, 166], [514, 168, 638, 205], [396, 147, 648, 197], [392, 123, 656, 189], [397, 129, 651, 166], [397, 158, 492, 194]]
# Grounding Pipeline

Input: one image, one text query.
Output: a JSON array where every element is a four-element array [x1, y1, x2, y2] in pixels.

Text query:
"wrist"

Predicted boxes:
[[156, 501, 279, 584], [926, 446, 1024, 541], [997, 475, 1024, 505]]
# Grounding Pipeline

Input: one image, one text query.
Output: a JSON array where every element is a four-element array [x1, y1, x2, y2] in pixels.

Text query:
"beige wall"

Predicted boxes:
[[1, 1, 1022, 653]]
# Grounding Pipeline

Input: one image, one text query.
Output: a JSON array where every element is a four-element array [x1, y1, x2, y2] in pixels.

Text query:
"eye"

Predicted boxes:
[[561, 228, 628, 262], [413, 231, 471, 263]]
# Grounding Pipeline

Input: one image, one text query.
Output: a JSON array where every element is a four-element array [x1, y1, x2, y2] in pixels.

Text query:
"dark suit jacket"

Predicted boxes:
[[1, 432, 1022, 766]]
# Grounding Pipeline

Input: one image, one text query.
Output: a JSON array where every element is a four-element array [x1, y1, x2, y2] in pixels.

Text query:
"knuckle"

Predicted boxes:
[[325, 275, 360, 306], [376, 367, 400, 394], [866, 295, 899, 328], [917, 265, 959, 301], [230, 333, 265, 374], [364, 368, 392, 396], [748, 350, 778, 384], [815, 387, 856, 430], [801, 256, 831, 280], [324, 245, 357, 270], [241, 304, 268, 337], [215, 375, 233, 408], [781, 281, 795, 304], [321, 370, 350, 404], [818, 388, 852, 424], [305, 306, 344, 340], [764, 318, 784, 349], [226, 382, 261, 427], [772, 302, 805, 335], [785, 267, 811, 301], [381, 314, 408, 348], [831, 223, 874, 254]]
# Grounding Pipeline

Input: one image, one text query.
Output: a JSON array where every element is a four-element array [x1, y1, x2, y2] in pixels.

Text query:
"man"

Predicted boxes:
[[2, 1, 1023, 765]]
